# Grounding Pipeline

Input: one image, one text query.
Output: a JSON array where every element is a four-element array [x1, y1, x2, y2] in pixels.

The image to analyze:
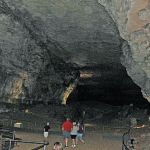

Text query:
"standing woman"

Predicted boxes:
[[70, 122, 79, 148], [44, 122, 50, 142], [77, 121, 85, 144]]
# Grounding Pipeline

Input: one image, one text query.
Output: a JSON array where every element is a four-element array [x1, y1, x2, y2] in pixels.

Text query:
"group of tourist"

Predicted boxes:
[[43, 118, 85, 149], [62, 118, 85, 148]]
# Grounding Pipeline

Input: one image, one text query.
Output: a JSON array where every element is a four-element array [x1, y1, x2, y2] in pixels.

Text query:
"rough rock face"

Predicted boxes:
[[0, 0, 121, 103], [98, 0, 150, 102]]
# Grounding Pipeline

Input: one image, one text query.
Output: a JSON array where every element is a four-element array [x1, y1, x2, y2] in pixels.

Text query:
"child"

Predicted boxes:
[[53, 142, 63, 150]]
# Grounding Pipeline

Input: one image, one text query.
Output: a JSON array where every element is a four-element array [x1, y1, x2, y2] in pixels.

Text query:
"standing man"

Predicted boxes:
[[44, 122, 50, 142], [62, 118, 73, 147]]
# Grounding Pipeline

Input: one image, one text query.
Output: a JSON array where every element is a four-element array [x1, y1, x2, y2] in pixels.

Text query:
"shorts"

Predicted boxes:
[[44, 132, 48, 138], [77, 133, 83, 140], [63, 131, 70, 138], [71, 134, 77, 139]]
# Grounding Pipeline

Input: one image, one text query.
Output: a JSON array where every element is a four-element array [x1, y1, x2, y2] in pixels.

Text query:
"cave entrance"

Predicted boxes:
[[66, 63, 150, 123], [66, 63, 149, 108]]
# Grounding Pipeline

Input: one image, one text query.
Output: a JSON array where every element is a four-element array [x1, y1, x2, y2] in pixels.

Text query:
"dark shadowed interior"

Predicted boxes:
[[67, 64, 149, 107]]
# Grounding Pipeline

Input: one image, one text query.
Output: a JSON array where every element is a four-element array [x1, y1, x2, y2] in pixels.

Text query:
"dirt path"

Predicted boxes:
[[13, 130, 122, 150]]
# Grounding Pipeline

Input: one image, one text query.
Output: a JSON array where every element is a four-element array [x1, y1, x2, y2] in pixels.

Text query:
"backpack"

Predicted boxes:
[[78, 124, 84, 133]]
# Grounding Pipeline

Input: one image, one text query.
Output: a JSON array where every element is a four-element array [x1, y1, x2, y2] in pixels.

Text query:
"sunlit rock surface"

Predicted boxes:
[[98, 0, 150, 102], [0, 0, 121, 103]]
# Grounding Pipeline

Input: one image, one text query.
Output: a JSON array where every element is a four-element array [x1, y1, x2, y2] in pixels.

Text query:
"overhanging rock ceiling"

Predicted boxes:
[[0, 0, 149, 103]]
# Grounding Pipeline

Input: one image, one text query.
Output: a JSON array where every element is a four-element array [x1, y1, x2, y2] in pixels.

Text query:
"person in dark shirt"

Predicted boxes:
[[44, 122, 50, 141], [77, 121, 85, 144]]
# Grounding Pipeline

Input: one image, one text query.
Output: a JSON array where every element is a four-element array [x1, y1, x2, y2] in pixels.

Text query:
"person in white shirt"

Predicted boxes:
[[70, 122, 79, 148]]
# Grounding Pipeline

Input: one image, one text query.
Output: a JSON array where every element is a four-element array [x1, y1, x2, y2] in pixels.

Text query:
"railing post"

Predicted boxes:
[[0, 134, 2, 150], [43, 142, 48, 150], [43, 144, 46, 150], [9, 139, 12, 150], [13, 131, 15, 140]]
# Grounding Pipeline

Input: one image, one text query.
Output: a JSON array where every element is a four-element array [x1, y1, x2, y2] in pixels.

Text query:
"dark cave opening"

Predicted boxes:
[[67, 63, 150, 108]]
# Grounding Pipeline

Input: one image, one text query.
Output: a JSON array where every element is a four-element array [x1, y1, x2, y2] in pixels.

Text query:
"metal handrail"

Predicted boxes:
[[2, 139, 49, 150], [122, 129, 130, 150], [0, 127, 48, 150], [0, 128, 15, 141], [32, 143, 48, 150]]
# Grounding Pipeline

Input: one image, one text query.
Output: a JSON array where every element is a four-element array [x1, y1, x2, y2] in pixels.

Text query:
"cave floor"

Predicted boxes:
[[13, 129, 122, 150], [12, 125, 150, 150]]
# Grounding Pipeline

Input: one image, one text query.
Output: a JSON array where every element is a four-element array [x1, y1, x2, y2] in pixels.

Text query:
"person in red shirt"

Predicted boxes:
[[61, 118, 73, 147]]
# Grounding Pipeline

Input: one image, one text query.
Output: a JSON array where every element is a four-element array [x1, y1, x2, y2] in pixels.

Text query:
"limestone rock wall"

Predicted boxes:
[[98, 0, 150, 102], [0, 0, 121, 103], [0, 0, 77, 103]]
